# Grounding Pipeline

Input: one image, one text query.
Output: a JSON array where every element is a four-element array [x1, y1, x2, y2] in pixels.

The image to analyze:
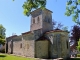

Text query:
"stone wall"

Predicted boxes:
[[22, 40, 35, 57], [45, 31, 70, 58], [22, 33, 35, 57], [30, 14, 42, 31], [35, 40, 49, 59], [12, 40, 22, 55], [42, 9, 53, 32], [6, 35, 22, 54]]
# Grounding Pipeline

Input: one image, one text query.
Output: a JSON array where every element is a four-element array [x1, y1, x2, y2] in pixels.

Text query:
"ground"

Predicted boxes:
[[1, 53, 80, 60], [0, 53, 38, 60]]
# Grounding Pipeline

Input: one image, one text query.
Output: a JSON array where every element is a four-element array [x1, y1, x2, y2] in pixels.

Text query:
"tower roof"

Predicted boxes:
[[31, 8, 53, 14]]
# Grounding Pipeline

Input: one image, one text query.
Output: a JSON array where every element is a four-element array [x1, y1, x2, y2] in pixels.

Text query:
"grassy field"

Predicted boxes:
[[0, 54, 37, 60]]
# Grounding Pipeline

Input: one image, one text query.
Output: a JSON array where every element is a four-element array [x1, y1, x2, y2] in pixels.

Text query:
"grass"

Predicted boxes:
[[0, 54, 38, 60], [70, 58, 80, 60]]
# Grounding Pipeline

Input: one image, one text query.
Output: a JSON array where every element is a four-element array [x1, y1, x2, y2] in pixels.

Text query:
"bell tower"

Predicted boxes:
[[30, 8, 53, 34]]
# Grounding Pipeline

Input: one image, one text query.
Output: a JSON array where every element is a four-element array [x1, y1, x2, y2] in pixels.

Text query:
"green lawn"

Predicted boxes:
[[0, 54, 38, 60]]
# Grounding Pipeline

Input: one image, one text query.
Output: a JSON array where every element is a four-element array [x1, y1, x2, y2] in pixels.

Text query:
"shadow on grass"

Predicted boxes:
[[0, 54, 6, 57], [70, 58, 80, 60]]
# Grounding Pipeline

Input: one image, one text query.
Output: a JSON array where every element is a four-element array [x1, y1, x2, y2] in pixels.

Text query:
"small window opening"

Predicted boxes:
[[20, 43, 22, 48], [33, 18, 35, 23], [37, 16, 40, 23]]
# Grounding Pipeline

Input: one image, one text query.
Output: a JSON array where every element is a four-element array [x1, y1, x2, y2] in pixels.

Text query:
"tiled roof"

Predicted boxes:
[[45, 29, 69, 34], [31, 8, 53, 14], [6, 35, 17, 39], [22, 31, 31, 35]]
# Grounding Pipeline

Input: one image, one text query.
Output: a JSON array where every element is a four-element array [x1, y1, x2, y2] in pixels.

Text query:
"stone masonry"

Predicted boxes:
[[6, 8, 70, 59]]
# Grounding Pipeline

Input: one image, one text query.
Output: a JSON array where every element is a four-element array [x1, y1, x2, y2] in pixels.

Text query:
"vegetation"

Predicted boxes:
[[0, 54, 37, 60], [77, 54, 80, 57], [71, 25, 80, 46], [52, 20, 68, 31], [22, 0, 80, 24], [65, 0, 80, 25], [22, 0, 46, 16], [71, 58, 80, 60], [77, 39, 80, 51], [0, 24, 6, 45]]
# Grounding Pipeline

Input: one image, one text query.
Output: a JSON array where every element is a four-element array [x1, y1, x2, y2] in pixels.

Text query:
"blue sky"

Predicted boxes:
[[0, 0, 76, 37]]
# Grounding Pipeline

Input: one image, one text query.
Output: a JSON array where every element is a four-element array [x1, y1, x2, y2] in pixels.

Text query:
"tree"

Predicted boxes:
[[22, 0, 46, 16], [71, 25, 80, 46], [22, 0, 80, 24], [65, 0, 80, 25], [0, 24, 6, 45], [77, 39, 80, 51], [62, 26, 68, 31], [52, 20, 68, 31]]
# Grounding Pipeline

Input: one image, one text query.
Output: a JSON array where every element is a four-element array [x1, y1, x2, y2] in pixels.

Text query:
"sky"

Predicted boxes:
[[0, 0, 76, 37]]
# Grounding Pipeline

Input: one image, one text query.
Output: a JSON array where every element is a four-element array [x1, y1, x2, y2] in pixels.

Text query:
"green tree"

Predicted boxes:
[[65, 0, 80, 25], [0, 24, 6, 45], [22, 0, 46, 16], [77, 39, 80, 51], [62, 26, 68, 31], [14, 0, 80, 24]]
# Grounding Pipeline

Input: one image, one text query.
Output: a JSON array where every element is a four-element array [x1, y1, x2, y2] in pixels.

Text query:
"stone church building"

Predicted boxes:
[[6, 8, 70, 59]]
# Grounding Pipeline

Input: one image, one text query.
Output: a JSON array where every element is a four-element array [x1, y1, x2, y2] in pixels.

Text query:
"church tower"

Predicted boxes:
[[30, 8, 53, 36]]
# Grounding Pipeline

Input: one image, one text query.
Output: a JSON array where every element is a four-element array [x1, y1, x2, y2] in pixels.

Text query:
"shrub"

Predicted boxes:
[[77, 54, 80, 57], [71, 58, 80, 60], [0, 49, 5, 53]]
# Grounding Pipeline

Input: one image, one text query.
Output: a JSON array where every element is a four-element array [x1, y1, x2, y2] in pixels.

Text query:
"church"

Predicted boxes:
[[6, 8, 70, 59]]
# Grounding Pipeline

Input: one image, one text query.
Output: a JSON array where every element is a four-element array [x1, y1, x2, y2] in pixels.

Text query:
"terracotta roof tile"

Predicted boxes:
[[22, 31, 31, 35], [46, 29, 69, 34], [6, 35, 17, 39]]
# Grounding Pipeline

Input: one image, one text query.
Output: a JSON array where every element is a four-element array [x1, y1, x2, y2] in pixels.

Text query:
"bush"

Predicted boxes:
[[0, 49, 5, 53], [71, 58, 80, 60], [77, 54, 80, 57]]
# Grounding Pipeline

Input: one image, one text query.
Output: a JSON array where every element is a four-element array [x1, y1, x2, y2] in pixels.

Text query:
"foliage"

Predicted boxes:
[[52, 20, 63, 29], [0, 24, 6, 45], [71, 58, 80, 60], [52, 20, 68, 31], [77, 54, 80, 57], [62, 26, 68, 31], [56, 23, 63, 29], [71, 25, 80, 46], [22, 0, 80, 25], [13, 0, 80, 24], [52, 20, 57, 29], [22, 0, 46, 16], [65, 0, 80, 25], [76, 39, 80, 51], [0, 49, 5, 53]]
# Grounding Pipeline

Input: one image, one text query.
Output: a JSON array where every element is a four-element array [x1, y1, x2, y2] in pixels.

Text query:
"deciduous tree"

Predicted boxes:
[[0, 24, 6, 45], [65, 0, 80, 25], [77, 39, 80, 51], [22, 0, 46, 16], [71, 25, 80, 46]]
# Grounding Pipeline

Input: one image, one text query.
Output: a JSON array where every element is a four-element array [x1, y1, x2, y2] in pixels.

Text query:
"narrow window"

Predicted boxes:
[[66, 41, 68, 49], [37, 16, 40, 23], [27, 44, 29, 49], [33, 18, 35, 23], [20, 43, 22, 48]]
